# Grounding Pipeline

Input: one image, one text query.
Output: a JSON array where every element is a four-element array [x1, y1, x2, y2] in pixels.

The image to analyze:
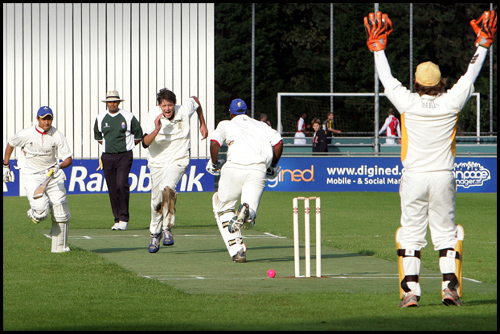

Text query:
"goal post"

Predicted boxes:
[[277, 92, 481, 138]]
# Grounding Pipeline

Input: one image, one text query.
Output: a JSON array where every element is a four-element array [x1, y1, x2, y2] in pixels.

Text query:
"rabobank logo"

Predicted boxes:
[[267, 165, 314, 188], [453, 161, 491, 189]]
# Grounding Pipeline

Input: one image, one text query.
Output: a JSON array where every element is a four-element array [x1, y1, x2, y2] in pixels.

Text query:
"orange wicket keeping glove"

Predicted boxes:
[[470, 10, 497, 48], [364, 11, 393, 52]]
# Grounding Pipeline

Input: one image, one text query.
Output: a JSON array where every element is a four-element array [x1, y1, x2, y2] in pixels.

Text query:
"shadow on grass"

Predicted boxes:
[[12, 313, 498, 331]]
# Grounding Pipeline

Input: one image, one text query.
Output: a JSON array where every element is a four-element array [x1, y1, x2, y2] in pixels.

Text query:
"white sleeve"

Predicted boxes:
[[144, 109, 158, 134], [210, 122, 226, 146], [374, 50, 395, 89], [55, 131, 73, 161], [297, 118, 304, 131], [378, 117, 390, 135], [463, 46, 488, 83], [267, 127, 283, 147], [185, 98, 200, 117], [8, 131, 26, 148]]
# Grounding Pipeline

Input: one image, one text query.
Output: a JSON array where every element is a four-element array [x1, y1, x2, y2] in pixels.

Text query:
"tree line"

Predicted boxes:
[[214, 3, 497, 135]]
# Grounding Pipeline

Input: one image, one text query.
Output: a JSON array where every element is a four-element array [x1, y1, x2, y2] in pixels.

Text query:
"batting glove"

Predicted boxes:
[[364, 11, 393, 52], [3, 164, 14, 183], [266, 164, 281, 180], [47, 163, 60, 176], [470, 10, 497, 48], [206, 159, 224, 176]]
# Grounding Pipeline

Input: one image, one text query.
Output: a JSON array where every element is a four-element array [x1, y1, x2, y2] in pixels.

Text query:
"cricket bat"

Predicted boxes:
[[33, 169, 54, 199]]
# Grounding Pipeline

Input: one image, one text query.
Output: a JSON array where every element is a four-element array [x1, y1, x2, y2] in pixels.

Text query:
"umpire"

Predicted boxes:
[[94, 91, 143, 230]]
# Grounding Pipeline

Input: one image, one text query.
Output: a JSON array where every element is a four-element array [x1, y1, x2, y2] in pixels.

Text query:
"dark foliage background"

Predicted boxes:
[[214, 3, 497, 135]]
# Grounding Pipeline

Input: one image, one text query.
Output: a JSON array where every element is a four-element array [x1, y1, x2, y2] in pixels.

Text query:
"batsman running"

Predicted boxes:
[[207, 98, 283, 262], [364, 10, 496, 307], [3, 106, 73, 253]]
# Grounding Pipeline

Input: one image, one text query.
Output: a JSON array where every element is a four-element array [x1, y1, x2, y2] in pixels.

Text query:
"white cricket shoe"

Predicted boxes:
[[117, 221, 128, 230], [111, 222, 120, 230], [52, 247, 71, 254]]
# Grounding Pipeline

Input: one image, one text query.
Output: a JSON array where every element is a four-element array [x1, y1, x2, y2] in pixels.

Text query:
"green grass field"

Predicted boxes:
[[3, 191, 497, 331]]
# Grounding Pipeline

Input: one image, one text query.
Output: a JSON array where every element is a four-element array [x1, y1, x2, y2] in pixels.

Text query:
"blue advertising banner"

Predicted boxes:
[[3, 158, 214, 197], [3, 157, 496, 196], [265, 157, 496, 193]]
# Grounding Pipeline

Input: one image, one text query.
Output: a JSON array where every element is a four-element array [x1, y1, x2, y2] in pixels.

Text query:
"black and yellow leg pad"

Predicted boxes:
[[396, 227, 404, 299], [440, 225, 464, 298], [395, 227, 421, 300]]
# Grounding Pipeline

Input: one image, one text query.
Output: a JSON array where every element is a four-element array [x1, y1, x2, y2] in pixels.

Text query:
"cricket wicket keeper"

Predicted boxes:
[[3, 106, 73, 253], [364, 10, 496, 307]]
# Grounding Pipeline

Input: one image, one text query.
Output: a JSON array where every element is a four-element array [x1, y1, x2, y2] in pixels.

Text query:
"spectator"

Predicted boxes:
[[294, 112, 309, 144], [312, 118, 328, 153], [379, 108, 401, 145], [323, 112, 342, 144], [259, 113, 272, 127]]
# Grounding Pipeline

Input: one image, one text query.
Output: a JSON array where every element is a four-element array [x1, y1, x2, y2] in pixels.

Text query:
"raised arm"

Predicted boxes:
[[465, 10, 496, 83]]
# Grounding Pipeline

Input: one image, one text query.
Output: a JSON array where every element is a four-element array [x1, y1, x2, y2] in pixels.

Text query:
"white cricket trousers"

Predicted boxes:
[[24, 171, 70, 219], [217, 165, 267, 219], [385, 136, 397, 145], [24, 171, 71, 253], [148, 159, 189, 235], [214, 165, 267, 258], [399, 170, 458, 251]]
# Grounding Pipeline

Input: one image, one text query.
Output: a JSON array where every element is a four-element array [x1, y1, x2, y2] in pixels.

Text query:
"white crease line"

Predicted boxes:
[[464, 277, 482, 283], [143, 275, 206, 280], [326, 275, 482, 283], [263, 232, 287, 239], [69, 233, 283, 239], [69, 235, 145, 239]]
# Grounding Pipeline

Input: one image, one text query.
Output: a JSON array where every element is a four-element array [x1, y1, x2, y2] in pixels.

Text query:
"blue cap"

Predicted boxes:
[[229, 99, 248, 115], [37, 106, 53, 118]]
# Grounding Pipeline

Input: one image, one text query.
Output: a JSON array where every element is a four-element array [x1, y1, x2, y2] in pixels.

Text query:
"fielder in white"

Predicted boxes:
[[3, 106, 73, 253], [142, 88, 208, 253], [207, 98, 283, 262], [364, 10, 496, 307]]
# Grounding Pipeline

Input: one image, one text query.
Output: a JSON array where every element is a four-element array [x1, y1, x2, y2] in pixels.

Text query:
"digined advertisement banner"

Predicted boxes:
[[265, 157, 496, 193], [3, 157, 496, 196]]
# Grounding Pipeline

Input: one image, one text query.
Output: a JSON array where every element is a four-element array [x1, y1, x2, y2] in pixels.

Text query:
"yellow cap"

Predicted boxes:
[[415, 61, 441, 87]]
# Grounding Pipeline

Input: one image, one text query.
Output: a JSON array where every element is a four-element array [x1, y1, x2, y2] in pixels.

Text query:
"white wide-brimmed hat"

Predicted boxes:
[[102, 91, 124, 102]]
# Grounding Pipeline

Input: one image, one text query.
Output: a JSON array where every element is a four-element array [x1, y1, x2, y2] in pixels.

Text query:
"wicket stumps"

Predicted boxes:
[[293, 197, 321, 278]]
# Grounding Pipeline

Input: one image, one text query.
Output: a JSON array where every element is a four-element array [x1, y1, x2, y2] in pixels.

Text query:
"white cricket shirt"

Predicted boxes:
[[8, 125, 73, 174], [145, 98, 199, 167], [383, 76, 474, 172], [210, 114, 283, 172]]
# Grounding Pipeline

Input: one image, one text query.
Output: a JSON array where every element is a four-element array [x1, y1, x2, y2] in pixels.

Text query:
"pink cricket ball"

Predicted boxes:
[[267, 269, 276, 278]]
